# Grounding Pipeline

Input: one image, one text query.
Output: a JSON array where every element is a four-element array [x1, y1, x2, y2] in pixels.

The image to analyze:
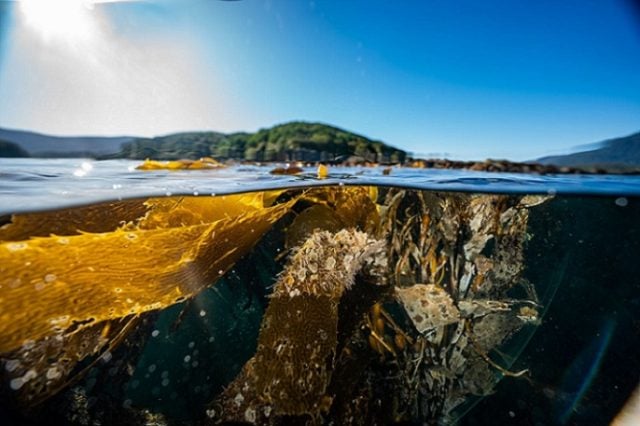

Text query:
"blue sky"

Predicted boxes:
[[0, 0, 639, 160]]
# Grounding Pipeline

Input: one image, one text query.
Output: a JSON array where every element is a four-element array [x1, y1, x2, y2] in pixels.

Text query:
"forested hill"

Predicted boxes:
[[116, 122, 407, 163], [0, 140, 29, 158], [0, 128, 132, 157]]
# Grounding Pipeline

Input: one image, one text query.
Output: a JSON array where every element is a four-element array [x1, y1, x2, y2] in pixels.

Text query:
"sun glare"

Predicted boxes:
[[19, 0, 97, 43]]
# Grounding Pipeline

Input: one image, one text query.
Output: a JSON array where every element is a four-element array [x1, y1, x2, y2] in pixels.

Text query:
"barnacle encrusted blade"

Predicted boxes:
[[1, 315, 141, 406], [210, 229, 386, 423], [0, 193, 293, 354]]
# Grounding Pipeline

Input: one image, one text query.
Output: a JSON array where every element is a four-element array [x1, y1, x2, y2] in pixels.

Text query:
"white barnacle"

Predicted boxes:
[[46, 367, 62, 380], [325, 256, 336, 270], [234, 392, 245, 407], [289, 289, 301, 298], [343, 254, 354, 269], [296, 268, 306, 282], [10, 377, 25, 390], [244, 408, 257, 423], [23, 369, 37, 382], [4, 359, 20, 372]]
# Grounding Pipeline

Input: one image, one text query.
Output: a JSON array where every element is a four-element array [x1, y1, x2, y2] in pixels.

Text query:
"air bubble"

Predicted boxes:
[[615, 197, 628, 207], [151, 330, 160, 338]]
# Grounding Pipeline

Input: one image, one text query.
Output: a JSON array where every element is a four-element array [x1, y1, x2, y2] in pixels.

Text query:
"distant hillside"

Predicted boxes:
[[0, 128, 133, 157], [0, 140, 29, 158], [538, 132, 640, 168], [118, 122, 407, 163]]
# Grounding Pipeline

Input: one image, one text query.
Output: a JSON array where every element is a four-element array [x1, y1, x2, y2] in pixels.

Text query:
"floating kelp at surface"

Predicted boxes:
[[135, 157, 226, 170], [0, 186, 552, 424]]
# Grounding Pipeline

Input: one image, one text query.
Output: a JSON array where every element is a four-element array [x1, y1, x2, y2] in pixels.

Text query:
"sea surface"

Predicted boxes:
[[1, 158, 639, 426], [1, 158, 640, 215]]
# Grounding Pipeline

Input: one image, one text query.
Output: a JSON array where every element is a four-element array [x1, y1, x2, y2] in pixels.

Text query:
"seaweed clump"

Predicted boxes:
[[208, 189, 550, 425], [0, 186, 551, 425]]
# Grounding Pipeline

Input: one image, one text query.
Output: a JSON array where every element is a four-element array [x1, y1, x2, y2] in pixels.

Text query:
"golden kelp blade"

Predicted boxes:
[[138, 192, 280, 230], [0, 199, 149, 242], [0, 192, 282, 241], [0, 194, 293, 354]]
